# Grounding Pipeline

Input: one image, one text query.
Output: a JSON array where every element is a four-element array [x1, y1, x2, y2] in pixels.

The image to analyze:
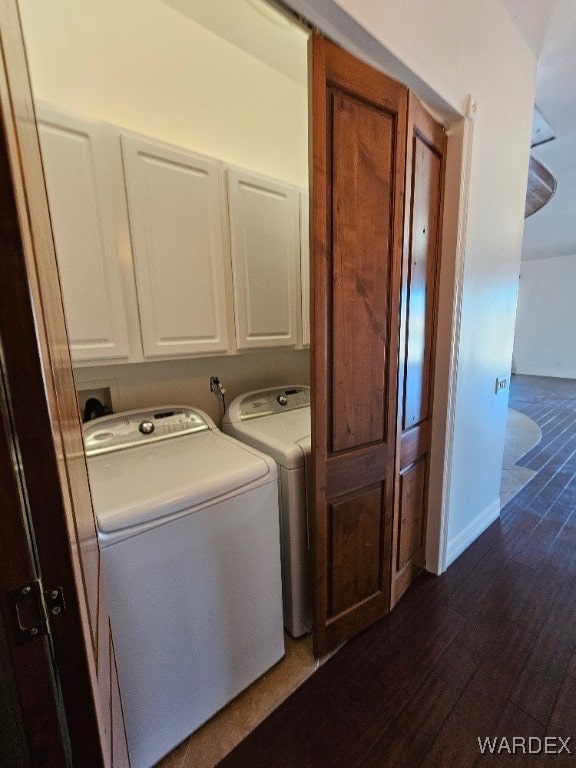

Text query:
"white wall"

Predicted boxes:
[[513, 254, 576, 378], [18, 0, 308, 188], [19, 0, 310, 424], [75, 350, 310, 427], [285, 0, 536, 563]]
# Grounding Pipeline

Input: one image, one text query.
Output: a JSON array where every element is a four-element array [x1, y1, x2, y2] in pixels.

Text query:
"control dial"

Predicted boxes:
[[277, 395, 288, 406], [139, 420, 155, 435]]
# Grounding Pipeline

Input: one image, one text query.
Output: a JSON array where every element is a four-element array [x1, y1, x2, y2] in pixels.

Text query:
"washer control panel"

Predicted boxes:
[[84, 407, 210, 456], [238, 387, 310, 420]]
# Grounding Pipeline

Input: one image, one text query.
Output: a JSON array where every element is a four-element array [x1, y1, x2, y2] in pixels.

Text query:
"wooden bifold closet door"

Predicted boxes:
[[392, 94, 446, 607], [310, 35, 407, 657], [310, 35, 446, 656]]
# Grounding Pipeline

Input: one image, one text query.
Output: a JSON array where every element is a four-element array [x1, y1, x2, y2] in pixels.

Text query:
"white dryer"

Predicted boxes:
[[223, 386, 311, 638], [84, 406, 284, 768]]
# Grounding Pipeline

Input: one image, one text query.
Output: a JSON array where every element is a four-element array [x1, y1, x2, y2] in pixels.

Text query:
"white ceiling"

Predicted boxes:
[[501, 0, 576, 260]]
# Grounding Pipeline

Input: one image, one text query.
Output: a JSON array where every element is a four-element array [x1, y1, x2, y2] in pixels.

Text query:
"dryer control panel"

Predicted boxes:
[[237, 387, 310, 421], [84, 407, 211, 456]]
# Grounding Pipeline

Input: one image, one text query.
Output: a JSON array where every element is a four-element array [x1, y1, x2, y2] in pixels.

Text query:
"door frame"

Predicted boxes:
[[427, 107, 475, 574], [0, 351, 70, 767], [0, 0, 109, 763]]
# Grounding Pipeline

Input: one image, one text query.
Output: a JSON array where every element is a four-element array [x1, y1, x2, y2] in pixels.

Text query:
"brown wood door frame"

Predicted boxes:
[[0, 366, 70, 768], [0, 1, 108, 765]]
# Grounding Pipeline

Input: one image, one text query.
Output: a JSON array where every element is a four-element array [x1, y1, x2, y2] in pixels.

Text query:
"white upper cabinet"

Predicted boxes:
[[299, 191, 310, 348], [121, 135, 230, 358], [37, 107, 131, 362], [227, 169, 300, 350], [38, 104, 308, 364]]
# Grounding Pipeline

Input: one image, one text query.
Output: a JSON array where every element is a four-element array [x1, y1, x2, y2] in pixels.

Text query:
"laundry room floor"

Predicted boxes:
[[158, 632, 332, 768]]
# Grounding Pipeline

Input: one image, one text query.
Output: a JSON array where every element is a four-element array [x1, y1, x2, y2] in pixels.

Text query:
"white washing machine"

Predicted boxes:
[[223, 386, 311, 638], [84, 406, 284, 768]]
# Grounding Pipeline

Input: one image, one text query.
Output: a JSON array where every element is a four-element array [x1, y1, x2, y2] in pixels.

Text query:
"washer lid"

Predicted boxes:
[[87, 430, 274, 534], [223, 408, 310, 469]]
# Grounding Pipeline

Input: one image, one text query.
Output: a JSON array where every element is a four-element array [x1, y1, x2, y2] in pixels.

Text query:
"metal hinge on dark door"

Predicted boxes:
[[8, 579, 65, 641]]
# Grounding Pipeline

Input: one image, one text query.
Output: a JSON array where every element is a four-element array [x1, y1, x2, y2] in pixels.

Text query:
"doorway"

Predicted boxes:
[[17, 0, 313, 763], [0, 1, 472, 760]]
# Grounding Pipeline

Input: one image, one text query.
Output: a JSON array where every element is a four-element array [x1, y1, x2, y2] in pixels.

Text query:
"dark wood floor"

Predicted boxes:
[[218, 375, 576, 768]]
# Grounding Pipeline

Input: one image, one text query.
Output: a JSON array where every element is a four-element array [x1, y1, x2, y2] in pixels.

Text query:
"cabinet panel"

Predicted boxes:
[[300, 191, 310, 348], [122, 135, 230, 358], [37, 108, 131, 362], [228, 169, 299, 350]]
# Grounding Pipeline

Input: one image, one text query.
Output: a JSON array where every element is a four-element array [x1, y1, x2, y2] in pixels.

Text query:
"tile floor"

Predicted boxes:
[[158, 633, 330, 768], [500, 407, 542, 507]]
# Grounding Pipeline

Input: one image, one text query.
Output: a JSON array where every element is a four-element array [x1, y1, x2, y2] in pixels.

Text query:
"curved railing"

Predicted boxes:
[[525, 155, 557, 217]]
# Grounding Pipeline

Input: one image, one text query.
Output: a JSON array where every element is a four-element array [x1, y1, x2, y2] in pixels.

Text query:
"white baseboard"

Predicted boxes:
[[446, 499, 500, 567]]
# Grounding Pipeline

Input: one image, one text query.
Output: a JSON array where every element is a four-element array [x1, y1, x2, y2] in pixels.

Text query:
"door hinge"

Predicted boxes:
[[8, 580, 66, 642]]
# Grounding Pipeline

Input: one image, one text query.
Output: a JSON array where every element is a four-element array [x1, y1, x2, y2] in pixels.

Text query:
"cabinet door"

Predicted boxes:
[[122, 135, 230, 358], [37, 108, 131, 362], [299, 191, 310, 348], [227, 169, 299, 350]]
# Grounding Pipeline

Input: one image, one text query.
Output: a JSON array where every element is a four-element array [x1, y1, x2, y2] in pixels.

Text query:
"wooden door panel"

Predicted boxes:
[[328, 485, 385, 617], [326, 444, 387, 496], [330, 91, 393, 453], [392, 93, 446, 607], [402, 134, 442, 431], [400, 421, 431, 468], [394, 458, 427, 601], [311, 35, 407, 656], [397, 458, 427, 570]]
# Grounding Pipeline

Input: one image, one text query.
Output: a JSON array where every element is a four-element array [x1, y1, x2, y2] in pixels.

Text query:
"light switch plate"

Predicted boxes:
[[495, 377, 507, 394]]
